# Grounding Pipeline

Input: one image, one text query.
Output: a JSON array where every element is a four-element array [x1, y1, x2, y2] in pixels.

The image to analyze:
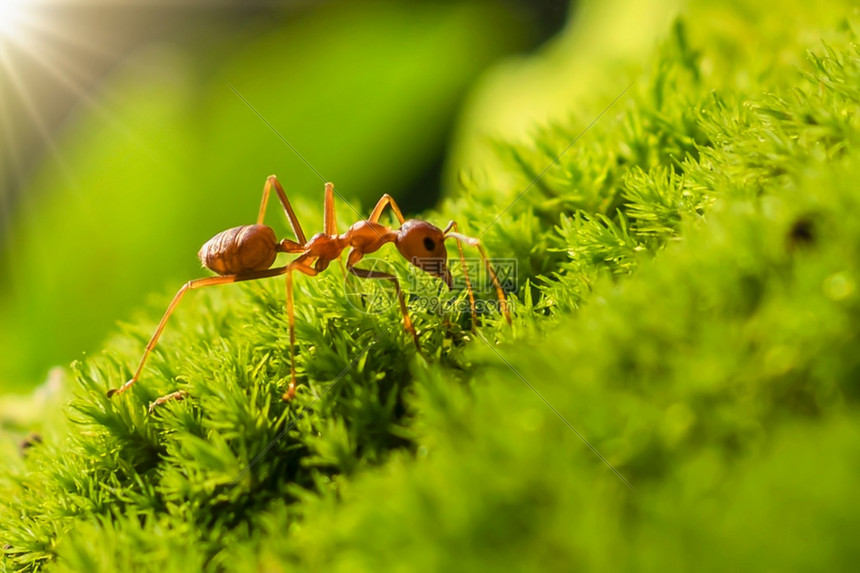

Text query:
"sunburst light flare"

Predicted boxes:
[[0, 0, 34, 41], [0, 0, 131, 209]]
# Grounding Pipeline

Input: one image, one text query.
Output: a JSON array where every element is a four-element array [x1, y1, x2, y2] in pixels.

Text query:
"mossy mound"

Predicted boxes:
[[3, 2, 860, 570]]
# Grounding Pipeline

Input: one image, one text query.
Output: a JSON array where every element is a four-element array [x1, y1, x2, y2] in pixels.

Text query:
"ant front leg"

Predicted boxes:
[[442, 221, 477, 327], [443, 223, 512, 326], [347, 248, 420, 350]]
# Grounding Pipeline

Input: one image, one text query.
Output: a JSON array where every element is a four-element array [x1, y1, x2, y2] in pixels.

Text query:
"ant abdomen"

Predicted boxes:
[[198, 224, 278, 275]]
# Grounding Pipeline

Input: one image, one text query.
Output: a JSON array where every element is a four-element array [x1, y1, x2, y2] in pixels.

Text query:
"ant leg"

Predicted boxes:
[[144, 256, 320, 406], [324, 182, 338, 235], [444, 227, 512, 325], [279, 239, 306, 253], [368, 194, 406, 225], [442, 222, 477, 328], [283, 257, 319, 401], [347, 249, 420, 349], [148, 390, 187, 413], [258, 175, 307, 244], [322, 182, 348, 278], [107, 265, 293, 398]]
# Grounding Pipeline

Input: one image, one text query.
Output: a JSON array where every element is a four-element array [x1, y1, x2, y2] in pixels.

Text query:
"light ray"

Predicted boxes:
[[10, 6, 117, 61], [0, 6, 135, 141], [0, 0, 33, 42], [0, 42, 78, 191], [0, 0, 146, 230], [0, 44, 25, 262]]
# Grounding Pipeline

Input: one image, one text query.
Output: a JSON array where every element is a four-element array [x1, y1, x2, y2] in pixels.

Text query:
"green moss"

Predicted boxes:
[[3, 2, 860, 571]]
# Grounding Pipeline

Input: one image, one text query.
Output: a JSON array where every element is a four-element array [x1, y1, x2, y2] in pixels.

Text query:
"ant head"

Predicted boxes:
[[395, 220, 452, 288]]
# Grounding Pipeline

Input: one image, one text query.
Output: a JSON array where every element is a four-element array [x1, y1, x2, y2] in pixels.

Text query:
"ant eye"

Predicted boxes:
[[423, 237, 436, 251]]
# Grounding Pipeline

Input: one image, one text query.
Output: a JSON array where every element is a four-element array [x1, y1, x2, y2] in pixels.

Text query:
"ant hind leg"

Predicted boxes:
[[108, 265, 295, 401], [148, 390, 188, 413], [258, 175, 307, 244]]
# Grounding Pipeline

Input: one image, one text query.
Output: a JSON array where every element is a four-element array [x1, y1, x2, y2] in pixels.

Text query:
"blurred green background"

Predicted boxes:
[[0, 0, 576, 391]]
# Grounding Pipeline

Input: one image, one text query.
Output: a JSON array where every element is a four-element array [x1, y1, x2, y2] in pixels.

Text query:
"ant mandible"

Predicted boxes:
[[106, 175, 511, 408]]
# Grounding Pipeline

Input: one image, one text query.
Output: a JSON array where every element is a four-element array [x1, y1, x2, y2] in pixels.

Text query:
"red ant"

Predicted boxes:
[[106, 175, 511, 408]]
